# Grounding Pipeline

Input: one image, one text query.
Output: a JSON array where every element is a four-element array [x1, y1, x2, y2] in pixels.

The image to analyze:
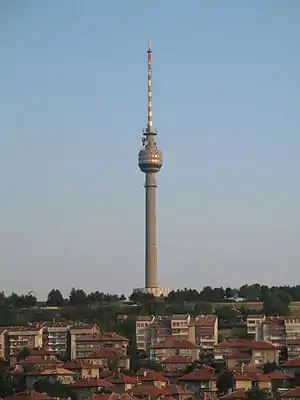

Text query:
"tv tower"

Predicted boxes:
[[136, 41, 169, 297]]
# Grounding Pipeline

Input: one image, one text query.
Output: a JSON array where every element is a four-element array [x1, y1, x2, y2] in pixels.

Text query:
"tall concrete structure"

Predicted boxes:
[[135, 41, 169, 298]]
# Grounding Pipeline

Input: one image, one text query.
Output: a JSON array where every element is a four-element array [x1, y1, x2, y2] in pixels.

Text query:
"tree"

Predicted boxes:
[[246, 388, 269, 400], [69, 288, 87, 305], [17, 347, 31, 361], [129, 291, 155, 304], [263, 362, 278, 373], [47, 289, 65, 307], [263, 295, 289, 316], [217, 370, 234, 395]]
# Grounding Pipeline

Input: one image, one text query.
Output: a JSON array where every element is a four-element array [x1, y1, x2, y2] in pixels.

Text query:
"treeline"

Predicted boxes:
[[2, 284, 300, 308]]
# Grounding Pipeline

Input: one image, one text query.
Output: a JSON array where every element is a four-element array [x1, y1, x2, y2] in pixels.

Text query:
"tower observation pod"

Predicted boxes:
[[135, 40, 169, 298]]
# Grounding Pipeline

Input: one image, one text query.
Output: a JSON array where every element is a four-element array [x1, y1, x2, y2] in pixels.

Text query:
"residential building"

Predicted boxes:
[[188, 315, 218, 353], [69, 324, 100, 359], [171, 314, 191, 340], [178, 368, 217, 393], [286, 339, 300, 359], [6, 326, 42, 358], [262, 317, 286, 347], [83, 348, 130, 370], [0, 328, 8, 359], [75, 332, 129, 360], [214, 339, 278, 366], [149, 337, 199, 362], [41, 322, 70, 357], [136, 316, 155, 352], [246, 315, 264, 339], [136, 314, 218, 354], [285, 317, 300, 341]]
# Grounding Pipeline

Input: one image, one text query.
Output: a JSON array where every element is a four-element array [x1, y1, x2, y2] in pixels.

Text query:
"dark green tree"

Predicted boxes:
[[47, 289, 65, 307], [246, 388, 270, 399], [69, 288, 87, 305], [217, 370, 234, 395]]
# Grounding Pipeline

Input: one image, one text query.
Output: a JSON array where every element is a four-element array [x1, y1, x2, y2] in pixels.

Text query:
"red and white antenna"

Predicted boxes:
[[147, 39, 153, 133]]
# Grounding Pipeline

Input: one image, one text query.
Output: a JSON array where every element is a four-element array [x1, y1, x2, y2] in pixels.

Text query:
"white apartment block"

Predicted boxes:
[[285, 317, 300, 341]]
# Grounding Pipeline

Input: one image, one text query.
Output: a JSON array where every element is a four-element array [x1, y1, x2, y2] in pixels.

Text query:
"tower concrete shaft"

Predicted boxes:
[[138, 40, 163, 291]]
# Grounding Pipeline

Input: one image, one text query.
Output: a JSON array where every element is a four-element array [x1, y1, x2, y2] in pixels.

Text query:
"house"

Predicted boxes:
[[281, 387, 300, 399], [219, 389, 246, 400], [99, 332, 129, 355], [63, 360, 101, 379], [82, 348, 130, 370], [107, 374, 139, 393], [178, 367, 217, 393], [225, 351, 252, 369], [214, 339, 278, 366], [69, 378, 114, 400], [4, 391, 53, 400], [25, 366, 75, 387], [286, 339, 300, 359], [69, 323, 100, 359], [160, 355, 192, 372], [234, 373, 253, 391], [283, 357, 300, 377], [137, 369, 167, 388], [150, 337, 199, 362], [16, 356, 61, 372]]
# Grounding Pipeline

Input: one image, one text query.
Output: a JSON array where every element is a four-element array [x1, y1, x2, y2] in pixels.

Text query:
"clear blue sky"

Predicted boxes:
[[1, 0, 299, 299]]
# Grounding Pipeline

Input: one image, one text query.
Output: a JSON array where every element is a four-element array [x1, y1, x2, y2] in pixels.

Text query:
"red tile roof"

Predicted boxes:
[[150, 337, 198, 349], [161, 355, 192, 363], [108, 374, 139, 384], [101, 332, 129, 342], [178, 368, 216, 381], [281, 386, 300, 397], [85, 348, 125, 359], [226, 351, 252, 360], [234, 373, 256, 382], [231, 365, 262, 374], [69, 378, 114, 388], [220, 389, 246, 400], [131, 385, 166, 397], [163, 384, 193, 395], [266, 371, 292, 380], [4, 391, 52, 400], [138, 369, 167, 382], [216, 339, 276, 350], [18, 357, 61, 366], [63, 360, 99, 369], [283, 358, 300, 367]]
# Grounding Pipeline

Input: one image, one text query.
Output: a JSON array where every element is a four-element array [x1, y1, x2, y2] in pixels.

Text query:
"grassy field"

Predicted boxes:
[[212, 301, 300, 315]]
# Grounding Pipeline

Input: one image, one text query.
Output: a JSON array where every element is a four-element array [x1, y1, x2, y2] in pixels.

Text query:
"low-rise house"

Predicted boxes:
[[234, 373, 253, 391], [178, 367, 217, 393], [4, 390, 53, 400], [83, 348, 130, 370], [219, 389, 246, 400], [150, 337, 199, 362], [63, 360, 100, 379], [137, 369, 167, 388], [160, 355, 192, 372], [283, 357, 300, 377], [214, 339, 278, 366], [16, 356, 61, 372], [25, 366, 75, 387], [281, 387, 300, 400], [225, 351, 252, 369], [107, 373, 139, 393], [69, 378, 114, 400]]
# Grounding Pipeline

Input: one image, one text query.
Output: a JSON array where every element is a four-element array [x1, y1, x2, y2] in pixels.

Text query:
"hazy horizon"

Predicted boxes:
[[1, 0, 299, 299]]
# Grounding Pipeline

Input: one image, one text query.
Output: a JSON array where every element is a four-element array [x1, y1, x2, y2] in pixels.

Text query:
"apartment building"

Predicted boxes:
[[69, 324, 99, 360], [246, 315, 264, 339], [285, 317, 300, 341], [286, 339, 300, 359], [262, 317, 286, 347], [136, 316, 155, 352], [42, 322, 70, 357], [136, 314, 213, 354], [171, 314, 191, 340], [74, 332, 128, 360], [188, 315, 218, 353], [6, 326, 42, 358]]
